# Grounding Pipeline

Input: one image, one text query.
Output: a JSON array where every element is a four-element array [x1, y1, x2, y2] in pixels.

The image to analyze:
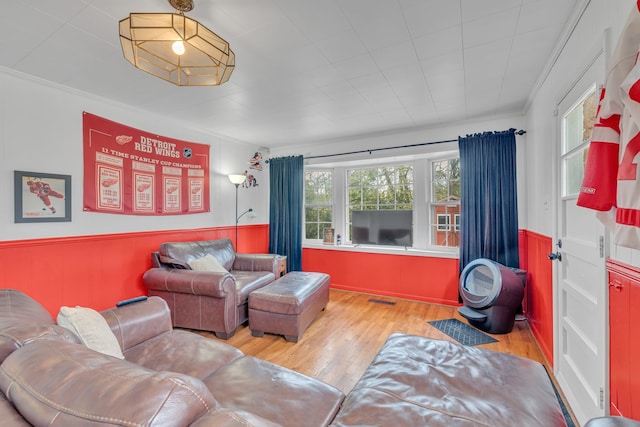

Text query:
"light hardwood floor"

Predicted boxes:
[[193, 289, 549, 395]]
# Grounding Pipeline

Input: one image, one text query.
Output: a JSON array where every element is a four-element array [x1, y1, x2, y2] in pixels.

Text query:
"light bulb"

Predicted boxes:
[[172, 40, 185, 55]]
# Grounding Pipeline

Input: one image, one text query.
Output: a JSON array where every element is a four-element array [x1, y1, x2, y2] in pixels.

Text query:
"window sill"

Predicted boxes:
[[303, 242, 459, 259]]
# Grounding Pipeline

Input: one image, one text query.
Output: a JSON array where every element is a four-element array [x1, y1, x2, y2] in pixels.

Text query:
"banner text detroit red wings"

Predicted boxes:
[[83, 112, 210, 215]]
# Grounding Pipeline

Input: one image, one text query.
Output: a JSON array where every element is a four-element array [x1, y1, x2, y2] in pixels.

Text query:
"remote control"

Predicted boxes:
[[116, 296, 148, 307]]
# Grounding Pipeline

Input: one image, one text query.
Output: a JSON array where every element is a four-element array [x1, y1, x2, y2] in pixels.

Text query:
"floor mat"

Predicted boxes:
[[428, 318, 498, 346]]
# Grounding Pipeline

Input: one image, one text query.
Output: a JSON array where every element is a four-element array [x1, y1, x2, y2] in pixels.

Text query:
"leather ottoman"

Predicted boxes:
[[248, 272, 330, 342]]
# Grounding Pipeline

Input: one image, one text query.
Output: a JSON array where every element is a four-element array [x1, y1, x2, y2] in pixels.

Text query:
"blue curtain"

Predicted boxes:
[[458, 129, 519, 272], [269, 155, 304, 272]]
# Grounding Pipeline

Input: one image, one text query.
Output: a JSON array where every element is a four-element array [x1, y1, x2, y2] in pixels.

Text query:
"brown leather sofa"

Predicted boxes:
[[0, 289, 343, 426], [1, 288, 592, 426], [143, 238, 285, 339]]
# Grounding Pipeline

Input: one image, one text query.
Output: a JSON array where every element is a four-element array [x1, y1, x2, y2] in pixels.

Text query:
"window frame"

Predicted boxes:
[[304, 169, 334, 242], [437, 214, 451, 231], [428, 157, 461, 248], [561, 84, 597, 198], [345, 164, 414, 245], [302, 152, 461, 255]]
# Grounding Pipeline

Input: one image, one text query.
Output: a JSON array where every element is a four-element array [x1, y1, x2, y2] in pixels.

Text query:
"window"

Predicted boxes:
[[304, 170, 333, 240], [437, 214, 450, 231], [303, 157, 461, 251], [562, 86, 597, 197], [430, 158, 460, 247], [347, 165, 413, 243]]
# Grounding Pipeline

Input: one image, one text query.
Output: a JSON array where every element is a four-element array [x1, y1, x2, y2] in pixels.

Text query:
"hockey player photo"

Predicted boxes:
[[26, 179, 64, 214], [14, 171, 71, 223]]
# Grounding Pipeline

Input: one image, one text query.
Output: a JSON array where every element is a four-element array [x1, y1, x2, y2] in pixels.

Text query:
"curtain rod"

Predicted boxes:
[[303, 129, 526, 160]]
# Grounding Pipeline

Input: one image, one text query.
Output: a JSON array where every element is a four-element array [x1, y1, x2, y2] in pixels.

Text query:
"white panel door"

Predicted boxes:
[[554, 53, 608, 425]]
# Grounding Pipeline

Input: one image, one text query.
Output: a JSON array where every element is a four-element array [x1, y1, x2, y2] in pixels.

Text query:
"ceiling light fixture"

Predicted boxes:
[[119, 0, 235, 86]]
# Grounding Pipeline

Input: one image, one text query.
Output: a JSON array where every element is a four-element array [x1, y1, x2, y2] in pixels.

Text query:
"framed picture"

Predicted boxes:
[[14, 170, 71, 223]]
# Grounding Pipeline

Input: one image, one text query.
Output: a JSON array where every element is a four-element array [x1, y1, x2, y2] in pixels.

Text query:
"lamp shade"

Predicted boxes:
[[228, 174, 246, 185], [119, 11, 235, 86]]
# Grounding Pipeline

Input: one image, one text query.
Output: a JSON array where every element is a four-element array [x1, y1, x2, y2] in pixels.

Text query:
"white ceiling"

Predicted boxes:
[[0, 0, 579, 147]]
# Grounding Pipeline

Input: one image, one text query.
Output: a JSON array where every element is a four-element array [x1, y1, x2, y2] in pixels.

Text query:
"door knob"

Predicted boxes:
[[548, 252, 562, 261]]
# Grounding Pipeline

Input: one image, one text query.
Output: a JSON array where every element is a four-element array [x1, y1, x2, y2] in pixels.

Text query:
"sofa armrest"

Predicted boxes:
[[0, 340, 217, 427], [143, 268, 236, 298], [233, 254, 285, 275], [101, 296, 173, 352]]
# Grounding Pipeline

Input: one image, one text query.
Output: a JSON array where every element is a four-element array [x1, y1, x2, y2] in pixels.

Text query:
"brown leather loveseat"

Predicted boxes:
[[143, 238, 285, 339]]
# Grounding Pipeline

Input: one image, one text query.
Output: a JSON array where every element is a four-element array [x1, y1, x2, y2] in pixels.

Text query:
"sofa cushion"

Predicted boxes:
[[57, 306, 124, 359], [0, 391, 30, 426], [0, 323, 80, 365], [0, 289, 79, 364], [332, 387, 486, 426], [232, 270, 277, 302], [331, 334, 566, 427], [0, 340, 217, 427], [204, 356, 344, 427], [123, 329, 243, 380], [189, 254, 229, 273], [0, 289, 53, 325], [160, 238, 236, 271], [191, 409, 282, 427]]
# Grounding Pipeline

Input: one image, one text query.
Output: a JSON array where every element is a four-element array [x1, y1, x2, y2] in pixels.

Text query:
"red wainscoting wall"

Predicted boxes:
[[302, 248, 460, 305], [0, 225, 269, 317], [519, 229, 555, 366]]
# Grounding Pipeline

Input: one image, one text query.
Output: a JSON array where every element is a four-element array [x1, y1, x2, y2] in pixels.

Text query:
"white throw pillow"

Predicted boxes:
[[187, 253, 229, 273], [57, 306, 124, 359]]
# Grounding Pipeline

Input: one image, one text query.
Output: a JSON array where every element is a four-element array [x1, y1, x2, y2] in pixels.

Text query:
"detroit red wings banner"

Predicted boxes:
[[83, 112, 210, 215]]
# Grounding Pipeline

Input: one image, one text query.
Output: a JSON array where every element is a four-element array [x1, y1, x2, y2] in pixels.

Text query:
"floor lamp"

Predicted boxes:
[[228, 174, 247, 248]]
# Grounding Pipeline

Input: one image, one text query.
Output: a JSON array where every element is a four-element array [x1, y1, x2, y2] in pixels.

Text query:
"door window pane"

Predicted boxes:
[[562, 86, 597, 197]]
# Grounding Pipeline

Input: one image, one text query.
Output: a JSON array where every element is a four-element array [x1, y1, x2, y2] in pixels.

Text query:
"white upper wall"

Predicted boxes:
[[271, 95, 528, 229], [0, 69, 269, 241]]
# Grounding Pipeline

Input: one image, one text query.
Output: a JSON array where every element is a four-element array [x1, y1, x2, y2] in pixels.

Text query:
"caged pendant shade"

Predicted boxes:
[[119, 0, 235, 86]]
